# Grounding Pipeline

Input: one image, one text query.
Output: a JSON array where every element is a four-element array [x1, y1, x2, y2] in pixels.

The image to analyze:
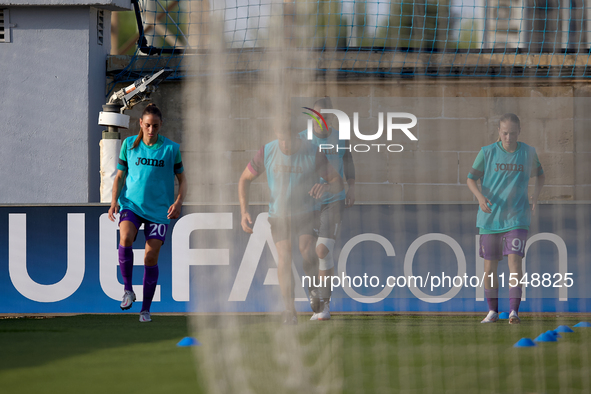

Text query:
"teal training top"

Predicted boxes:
[[468, 141, 543, 234], [249, 139, 328, 218], [299, 127, 347, 204], [117, 135, 184, 224]]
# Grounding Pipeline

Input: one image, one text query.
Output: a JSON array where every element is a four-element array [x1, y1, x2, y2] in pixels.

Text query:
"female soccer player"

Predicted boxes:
[[299, 97, 355, 321], [239, 129, 344, 325], [108, 103, 187, 323], [467, 113, 545, 324]]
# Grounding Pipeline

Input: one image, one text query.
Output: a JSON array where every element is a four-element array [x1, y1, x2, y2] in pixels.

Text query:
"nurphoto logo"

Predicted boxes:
[[303, 108, 418, 153]]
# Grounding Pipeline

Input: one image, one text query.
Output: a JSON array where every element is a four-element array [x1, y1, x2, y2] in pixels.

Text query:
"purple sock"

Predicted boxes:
[[118, 245, 134, 292], [509, 287, 522, 314], [141, 265, 159, 312], [485, 288, 499, 313]]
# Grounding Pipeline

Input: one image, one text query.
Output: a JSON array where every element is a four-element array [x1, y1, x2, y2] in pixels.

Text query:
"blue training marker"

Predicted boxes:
[[545, 330, 561, 339], [574, 322, 591, 327], [177, 336, 201, 347], [514, 338, 537, 347], [499, 312, 509, 319], [535, 333, 558, 342], [555, 325, 574, 333]]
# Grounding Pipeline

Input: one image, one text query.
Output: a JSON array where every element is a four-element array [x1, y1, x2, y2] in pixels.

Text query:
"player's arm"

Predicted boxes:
[[239, 167, 259, 234], [168, 151, 187, 220], [530, 172, 545, 214], [466, 149, 491, 213], [467, 178, 492, 214], [239, 147, 264, 234], [109, 140, 129, 222], [108, 169, 127, 221], [343, 145, 356, 207], [168, 172, 187, 220], [310, 151, 344, 199], [530, 154, 545, 214]]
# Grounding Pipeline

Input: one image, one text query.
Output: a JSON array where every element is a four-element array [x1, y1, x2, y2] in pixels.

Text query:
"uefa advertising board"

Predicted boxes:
[[0, 204, 589, 314]]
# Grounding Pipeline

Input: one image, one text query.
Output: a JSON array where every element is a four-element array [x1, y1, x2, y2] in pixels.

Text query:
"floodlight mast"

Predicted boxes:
[[98, 68, 172, 203]]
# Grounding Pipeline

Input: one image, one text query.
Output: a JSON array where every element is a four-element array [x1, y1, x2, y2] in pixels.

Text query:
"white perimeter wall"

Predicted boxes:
[[0, 6, 113, 203]]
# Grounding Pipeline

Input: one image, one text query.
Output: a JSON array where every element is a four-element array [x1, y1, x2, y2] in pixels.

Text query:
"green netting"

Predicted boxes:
[[109, 0, 591, 91]]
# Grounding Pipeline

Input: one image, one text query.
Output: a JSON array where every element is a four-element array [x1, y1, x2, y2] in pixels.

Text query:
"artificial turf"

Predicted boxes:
[[0, 315, 198, 394], [1, 314, 590, 393]]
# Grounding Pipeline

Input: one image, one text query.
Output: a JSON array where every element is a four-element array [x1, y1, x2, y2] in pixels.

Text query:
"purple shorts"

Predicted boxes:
[[119, 209, 168, 244], [479, 229, 528, 260]]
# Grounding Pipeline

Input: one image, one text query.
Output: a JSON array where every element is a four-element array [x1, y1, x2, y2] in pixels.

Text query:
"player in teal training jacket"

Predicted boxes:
[[108, 103, 187, 323], [467, 113, 545, 325], [239, 128, 344, 325]]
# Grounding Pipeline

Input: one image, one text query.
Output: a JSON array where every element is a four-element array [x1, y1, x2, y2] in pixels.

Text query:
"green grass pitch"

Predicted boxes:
[[1, 314, 590, 393]]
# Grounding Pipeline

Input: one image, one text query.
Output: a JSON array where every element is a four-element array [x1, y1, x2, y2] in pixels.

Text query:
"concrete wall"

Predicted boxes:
[[0, 1, 129, 203], [111, 75, 590, 205], [0, 6, 102, 202]]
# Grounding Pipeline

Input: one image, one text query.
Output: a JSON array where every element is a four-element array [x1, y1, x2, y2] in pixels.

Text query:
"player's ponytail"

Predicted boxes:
[[132, 103, 163, 150], [497, 113, 520, 142]]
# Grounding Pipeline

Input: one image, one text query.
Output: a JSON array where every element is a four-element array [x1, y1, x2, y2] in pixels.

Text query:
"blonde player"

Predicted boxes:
[[467, 113, 545, 324]]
